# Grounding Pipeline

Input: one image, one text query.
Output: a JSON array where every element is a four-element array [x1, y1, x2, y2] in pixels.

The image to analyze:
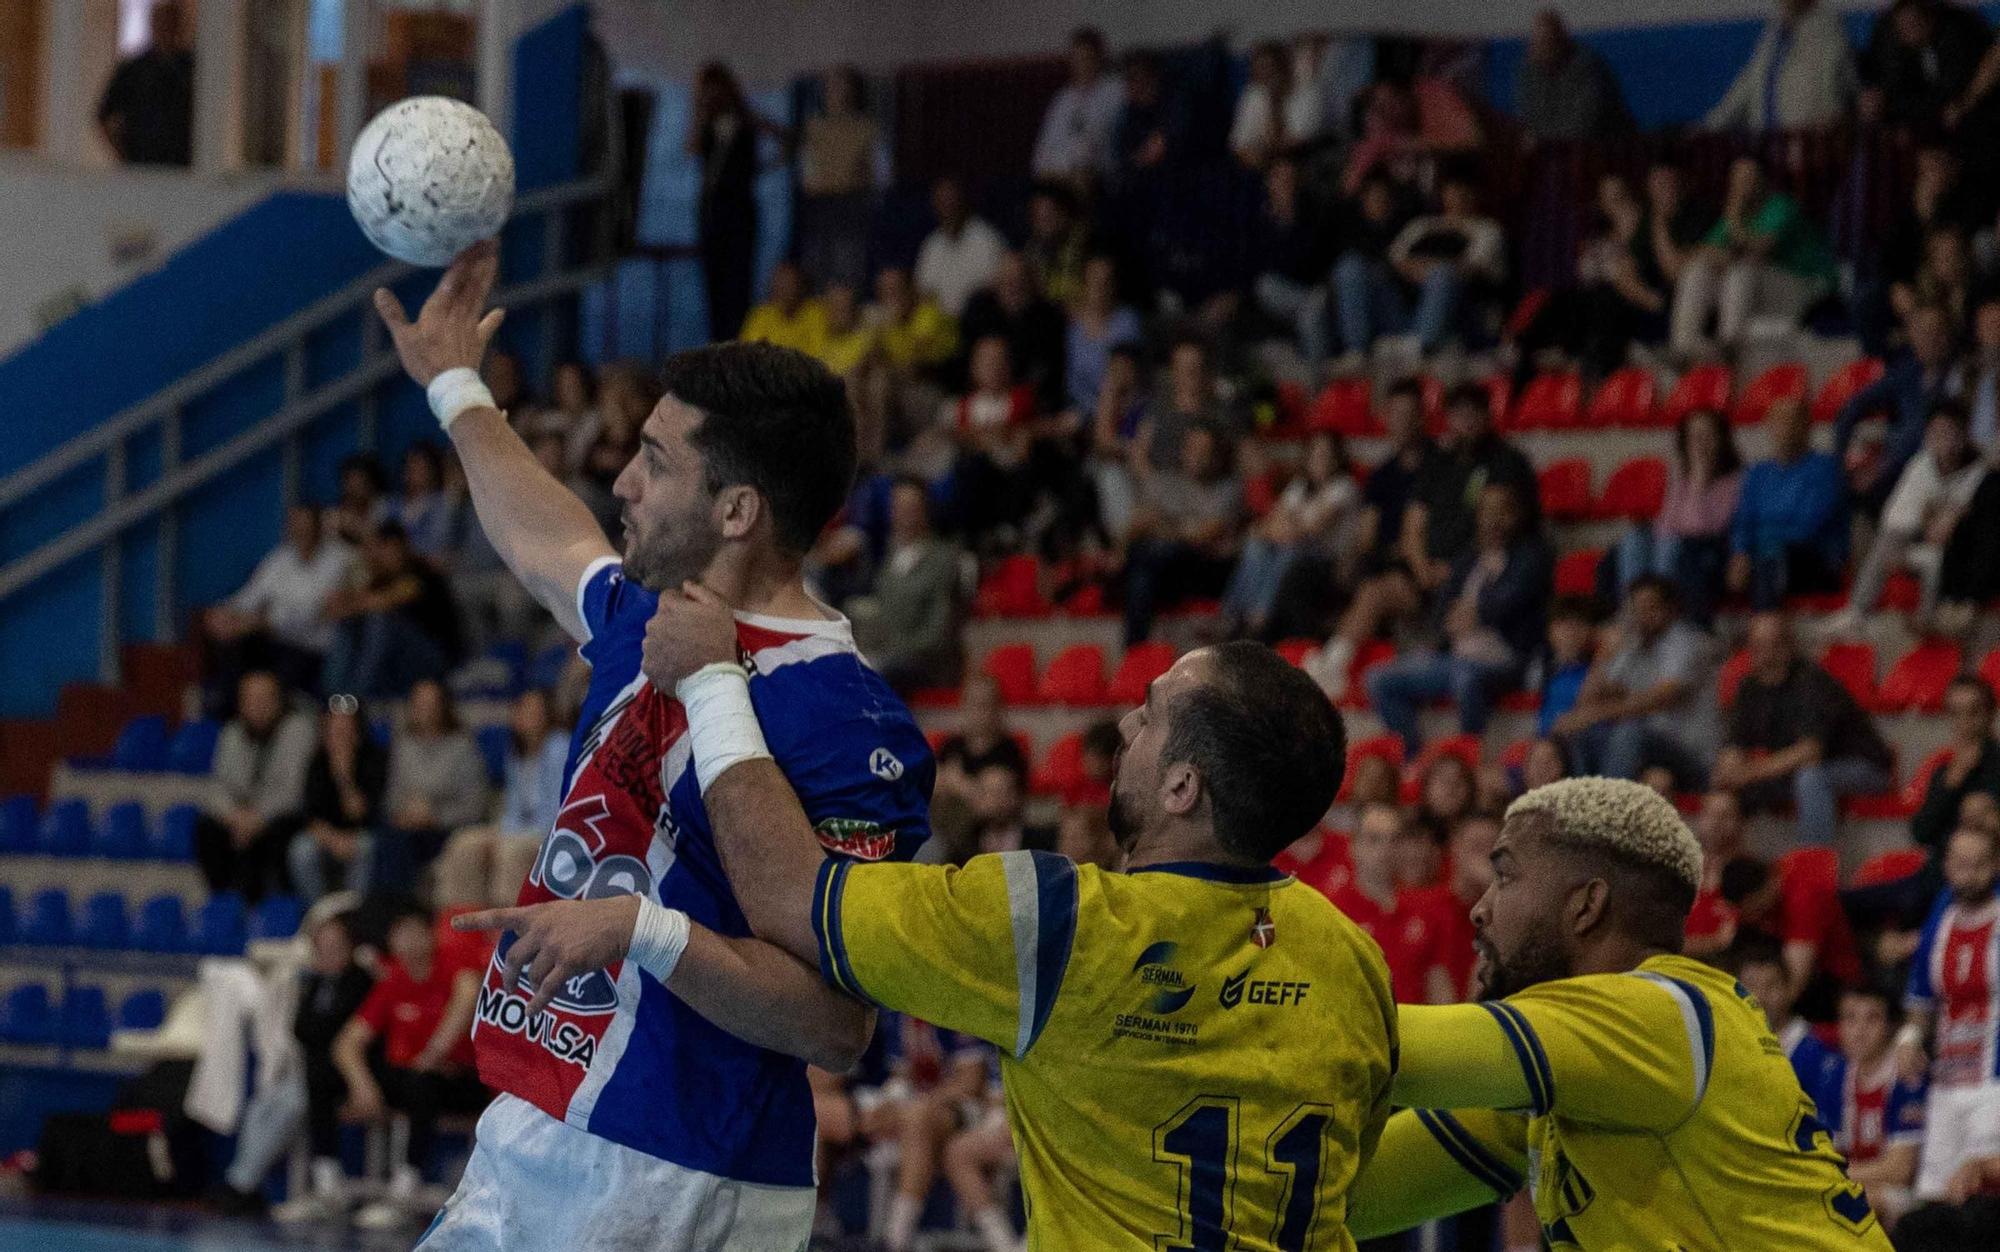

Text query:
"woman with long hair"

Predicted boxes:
[[689, 61, 767, 341], [1612, 406, 1742, 626]]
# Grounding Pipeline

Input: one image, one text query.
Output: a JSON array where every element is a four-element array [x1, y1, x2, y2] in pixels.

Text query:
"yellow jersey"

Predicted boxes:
[[738, 300, 828, 355], [1352, 953, 1894, 1250], [814, 851, 1397, 1251]]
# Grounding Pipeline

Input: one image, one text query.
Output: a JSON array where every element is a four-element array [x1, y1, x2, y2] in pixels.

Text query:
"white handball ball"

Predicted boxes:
[[347, 96, 515, 267]]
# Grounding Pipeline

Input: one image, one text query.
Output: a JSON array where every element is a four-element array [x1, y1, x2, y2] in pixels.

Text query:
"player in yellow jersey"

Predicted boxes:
[[1348, 777, 1893, 1250], [471, 614, 1397, 1251]]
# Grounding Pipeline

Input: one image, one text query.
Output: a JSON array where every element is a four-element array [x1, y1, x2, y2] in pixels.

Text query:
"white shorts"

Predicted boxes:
[[1914, 1081, 2000, 1201], [417, 1094, 816, 1252]]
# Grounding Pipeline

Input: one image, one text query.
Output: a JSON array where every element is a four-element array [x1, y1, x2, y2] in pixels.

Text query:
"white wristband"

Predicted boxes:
[[676, 662, 771, 793], [426, 366, 497, 430], [629, 897, 691, 983]]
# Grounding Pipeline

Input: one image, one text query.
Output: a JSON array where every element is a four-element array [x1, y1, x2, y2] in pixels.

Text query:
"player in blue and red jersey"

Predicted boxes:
[[373, 243, 933, 1249]]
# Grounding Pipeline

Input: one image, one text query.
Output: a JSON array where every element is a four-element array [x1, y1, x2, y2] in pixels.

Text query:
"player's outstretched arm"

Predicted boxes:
[[1347, 1109, 1525, 1240], [374, 241, 614, 642]]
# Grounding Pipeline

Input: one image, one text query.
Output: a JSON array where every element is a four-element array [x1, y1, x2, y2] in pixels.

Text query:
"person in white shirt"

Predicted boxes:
[[1030, 27, 1124, 186], [203, 504, 354, 709], [1705, 0, 1859, 133], [1828, 401, 1988, 636], [914, 176, 1007, 317], [1230, 39, 1322, 169], [1335, 171, 1507, 355]]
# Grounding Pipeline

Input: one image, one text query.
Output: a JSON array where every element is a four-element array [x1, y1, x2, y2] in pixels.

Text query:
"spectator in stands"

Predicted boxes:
[[286, 694, 387, 903], [1368, 480, 1554, 755], [1837, 303, 1966, 515], [1230, 39, 1320, 169], [1340, 79, 1427, 198], [1910, 675, 2000, 856], [812, 282, 876, 382], [446, 443, 550, 657], [942, 1101, 1019, 1252], [1326, 177, 1419, 368], [738, 260, 826, 353], [1684, 789, 1748, 958], [1024, 182, 1090, 308], [203, 504, 353, 710], [871, 1018, 996, 1252], [1517, 9, 1634, 143], [1861, 0, 1992, 137], [1893, 227, 1975, 334], [1085, 343, 1150, 541], [795, 65, 880, 291], [1250, 156, 1338, 379], [1415, 810, 1500, 1001], [1869, 148, 1983, 356], [914, 177, 1005, 319], [1829, 401, 1986, 635], [961, 761, 1053, 859], [196, 670, 315, 901], [376, 678, 489, 883], [1728, 395, 1846, 608], [435, 689, 568, 909], [321, 522, 460, 699], [1715, 610, 1895, 845], [932, 672, 1027, 808], [1323, 803, 1450, 1003], [386, 443, 453, 562], [1705, 0, 1859, 133], [1522, 736, 1572, 792], [870, 265, 959, 447], [1354, 379, 1435, 569], [534, 362, 603, 472], [1055, 721, 1121, 870], [1221, 430, 1359, 641], [944, 334, 1040, 550], [485, 351, 527, 417], [1338, 171, 1507, 358], [1113, 50, 1187, 184], [1734, 935, 1844, 1090], [958, 252, 1066, 417], [1670, 156, 1837, 358], [1396, 805, 1451, 891], [1964, 298, 2000, 449], [1031, 27, 1123, 187], [1555, 575, 1715, 788], [689, 61, 768, 344], [269, 908, 374, 1222], [1538, 595, 1599, 738], [1121, 421, 1244, 644], [848, 477, 965, 692], [1831, 983, 1928, 1227], [1065, 254, 1142, 416], [1613, 407, 1743, 626], [331, 907, 486, 1229], [96, 2, 192, 166], [326, 453, 388, 548]]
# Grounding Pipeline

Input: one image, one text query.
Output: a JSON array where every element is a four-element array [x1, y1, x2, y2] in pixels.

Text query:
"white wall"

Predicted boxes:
[[0, 155, 280, 357], [598, 0, 1877, 84]]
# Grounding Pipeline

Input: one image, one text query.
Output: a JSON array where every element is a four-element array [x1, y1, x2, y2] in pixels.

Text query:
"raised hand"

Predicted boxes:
[[641, 581, 742, 694], [373, 239, 506, 387], [454, 895, 642, 1018]]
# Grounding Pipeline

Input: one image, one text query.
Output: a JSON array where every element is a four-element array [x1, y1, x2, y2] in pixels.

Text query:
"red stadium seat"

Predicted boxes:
[[1274, 638, 1318, 668], [1108, 642, 1177, 705], [1660, 365, 1733, 430], [1036, 644, 1108, 707], [1813, 358, 1886, 426], [1730, 363, 1808, 427], [1538, 458, 1596, 521], [1031, 732, 1086, 797], [1818, 642, 1880, 711], [1979, 648, 2000, 700], [1876, 640, 1962, 714], [973, 555, 1050, 618], [1342, 639, 1398, 709], [1400, 735, 1483, 803], [1597, 457, 1667, 522], [1309, 379, 1377, 435], [1554, 549, 1603, 597], [979, 643, 1039, 706], [1589, 366, 1661, 429], [1851, 848, 1929, 888], [1717, 648, 1752, 706], [907, 686, 962, 709], [1510, 372, 1582, 431]]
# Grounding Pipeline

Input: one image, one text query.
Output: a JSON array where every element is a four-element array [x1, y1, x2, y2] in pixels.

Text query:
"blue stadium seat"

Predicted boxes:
[[250, 894, 303, 941], [167, 719, 220, 774], [77, 893, 130, 950], [23, 889, 71, 946], [0, 984, 55, 1045], [154, 804, 199, 861], [476, 725, 511, 787], [119, 989, 167, 1031], [110, 715, 169, 772], [60, 986, 111, 1049], [94, 802, 148, 860], [135, 895, 188, 952], [528, 642, 571, 691], [486, 639, 528, 681], [195, 892, 248, 956], [0, 795, 36, 853], [38, 799, 92, 857], [0, 885, 14, 945]]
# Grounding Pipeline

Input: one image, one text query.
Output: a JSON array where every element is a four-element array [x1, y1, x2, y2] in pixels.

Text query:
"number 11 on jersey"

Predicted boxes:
[[1154, 1097, 1337, 1251]]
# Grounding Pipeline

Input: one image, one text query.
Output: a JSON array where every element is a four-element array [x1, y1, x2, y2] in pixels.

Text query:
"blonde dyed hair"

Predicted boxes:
[[1505, 776, 1703, 892]]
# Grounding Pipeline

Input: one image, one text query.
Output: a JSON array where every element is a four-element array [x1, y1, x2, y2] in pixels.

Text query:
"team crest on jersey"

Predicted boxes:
[[816, 817, 896, 861], [1251, 907, 1277, 948]]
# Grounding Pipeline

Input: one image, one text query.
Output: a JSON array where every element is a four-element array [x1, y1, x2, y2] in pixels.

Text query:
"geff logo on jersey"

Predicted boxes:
[[1219, 970, 1311, 1009]]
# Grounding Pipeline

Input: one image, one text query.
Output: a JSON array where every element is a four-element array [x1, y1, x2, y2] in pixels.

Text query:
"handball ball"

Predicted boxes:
[[347, 97, 515, 267]]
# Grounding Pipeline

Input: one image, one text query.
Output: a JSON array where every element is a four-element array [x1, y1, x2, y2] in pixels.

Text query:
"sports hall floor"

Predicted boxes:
[[0, 1197, 413, 1250]]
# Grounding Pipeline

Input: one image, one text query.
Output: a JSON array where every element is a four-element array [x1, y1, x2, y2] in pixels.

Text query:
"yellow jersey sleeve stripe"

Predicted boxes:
[[999, 849, 1080, 1058], [1413, 1109, 1524, 1199], [1481, 1002, 1553, 1116], [812, 858, 877, 1005], [1633, 971, 1716, 1109]]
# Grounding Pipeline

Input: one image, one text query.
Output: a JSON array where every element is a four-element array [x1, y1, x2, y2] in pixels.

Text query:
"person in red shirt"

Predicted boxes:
[[1684, 790, 1746, 958], [1722, 846, 1865, 1022], [1324, 802, 1446, 1003], [331, 907, 488, 1227], [1408, 811, 1500, 1002]]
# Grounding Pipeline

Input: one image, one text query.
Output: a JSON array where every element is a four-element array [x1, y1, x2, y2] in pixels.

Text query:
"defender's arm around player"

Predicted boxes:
[[377, 244, 874, 1071]]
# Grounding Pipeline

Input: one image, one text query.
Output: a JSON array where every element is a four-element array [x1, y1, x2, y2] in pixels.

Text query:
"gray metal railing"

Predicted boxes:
[[0, 173, 618, 684]]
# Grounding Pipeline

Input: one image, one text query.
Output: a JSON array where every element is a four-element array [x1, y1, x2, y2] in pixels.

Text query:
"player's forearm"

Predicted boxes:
[[1347, 1110, 1509, 1239], [668, 923, 873, 1071], [445, 406, 612, 639], [1392, 1004, 1536, 1112], [701, 758, 829, 962]]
